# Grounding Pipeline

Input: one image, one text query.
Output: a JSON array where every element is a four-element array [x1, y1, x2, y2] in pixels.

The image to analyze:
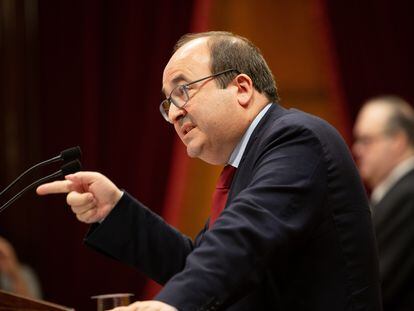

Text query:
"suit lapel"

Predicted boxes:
[[227, 103, 287, 203], [372, 169, 414, 231]]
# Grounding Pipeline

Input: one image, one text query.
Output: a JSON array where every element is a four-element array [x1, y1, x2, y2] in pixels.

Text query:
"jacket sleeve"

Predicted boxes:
[[156, 125, 327, 310], [84, 191, 194, 285]]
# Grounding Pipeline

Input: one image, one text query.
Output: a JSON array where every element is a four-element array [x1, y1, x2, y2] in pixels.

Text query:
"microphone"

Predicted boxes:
[[0, 160, 82, 214], [0, 146, 81, 197]]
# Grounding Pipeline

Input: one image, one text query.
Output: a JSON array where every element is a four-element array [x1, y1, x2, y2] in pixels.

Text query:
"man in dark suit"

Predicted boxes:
[[353, 95, 414, 311], [37, 31, 381, 311]]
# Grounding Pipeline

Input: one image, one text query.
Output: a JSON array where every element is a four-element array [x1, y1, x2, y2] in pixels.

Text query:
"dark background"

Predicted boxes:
[[1, 1, 193, 309]]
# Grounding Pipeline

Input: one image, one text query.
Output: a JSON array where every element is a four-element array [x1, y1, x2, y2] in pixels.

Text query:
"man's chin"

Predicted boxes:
[[186, 143, 201, 159], [186, 145, 225, 165]]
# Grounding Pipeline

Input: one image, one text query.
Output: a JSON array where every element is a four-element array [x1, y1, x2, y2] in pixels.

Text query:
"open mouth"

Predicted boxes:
[[182, 124, 196, 136]]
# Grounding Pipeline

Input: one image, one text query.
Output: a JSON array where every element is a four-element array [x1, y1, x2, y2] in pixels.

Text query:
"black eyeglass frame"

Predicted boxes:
[[159, 68, 240, 123]]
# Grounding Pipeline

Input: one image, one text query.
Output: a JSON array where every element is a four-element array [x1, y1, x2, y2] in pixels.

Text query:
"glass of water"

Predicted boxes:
[[91, 293, 134, 311]]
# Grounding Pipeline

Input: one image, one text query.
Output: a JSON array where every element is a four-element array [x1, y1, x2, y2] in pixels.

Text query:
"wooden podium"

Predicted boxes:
[[0, 290, 74, 311]]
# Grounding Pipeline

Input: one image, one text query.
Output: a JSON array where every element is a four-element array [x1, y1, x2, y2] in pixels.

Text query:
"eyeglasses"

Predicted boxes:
[[159, 68, 239, 123], [354, 132, 391, 147]]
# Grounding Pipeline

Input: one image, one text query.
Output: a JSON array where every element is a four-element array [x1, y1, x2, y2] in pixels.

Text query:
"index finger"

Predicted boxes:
[[36, 180, 74, 195]]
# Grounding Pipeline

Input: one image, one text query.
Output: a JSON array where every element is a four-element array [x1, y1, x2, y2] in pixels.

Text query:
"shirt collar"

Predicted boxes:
[[371, 155, 414, 204], [228, 103, 272, 168]]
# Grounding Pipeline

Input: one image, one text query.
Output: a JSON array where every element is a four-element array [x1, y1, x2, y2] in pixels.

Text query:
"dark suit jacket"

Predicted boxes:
[[85, 104, 382, 311], [372, 168, 414, 311]]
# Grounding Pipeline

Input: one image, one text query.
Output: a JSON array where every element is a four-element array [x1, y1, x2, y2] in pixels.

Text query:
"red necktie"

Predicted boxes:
[[209, 165, 237, 228]]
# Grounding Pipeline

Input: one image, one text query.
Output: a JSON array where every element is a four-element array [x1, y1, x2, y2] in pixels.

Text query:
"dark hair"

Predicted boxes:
[[174, 31, 279, 103], [368, 95, 414, 147]]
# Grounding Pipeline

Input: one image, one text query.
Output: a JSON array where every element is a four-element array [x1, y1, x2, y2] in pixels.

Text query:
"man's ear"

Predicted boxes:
[[234, 74, 254, 107], [393, 130, 410, 152]]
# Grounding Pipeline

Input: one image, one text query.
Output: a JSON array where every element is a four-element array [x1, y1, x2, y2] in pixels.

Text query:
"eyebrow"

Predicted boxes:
[[161, 74, 189, 96]]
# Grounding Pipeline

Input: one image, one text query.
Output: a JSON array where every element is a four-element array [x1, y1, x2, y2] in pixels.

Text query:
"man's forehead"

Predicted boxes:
[[363, 102, 393, 121], [162, 37, 210, 92], [356, 103, 390, 133], [173, 37, 209, 59]]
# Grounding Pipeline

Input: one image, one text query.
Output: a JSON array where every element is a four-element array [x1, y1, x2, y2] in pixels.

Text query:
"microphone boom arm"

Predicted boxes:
[[0, 156, 60, 197], [0, 159, 82, 214]]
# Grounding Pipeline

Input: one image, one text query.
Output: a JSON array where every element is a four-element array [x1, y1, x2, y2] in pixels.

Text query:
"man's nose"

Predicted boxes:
[[352, 141, 363, 158], [169, 104, 186, 123]]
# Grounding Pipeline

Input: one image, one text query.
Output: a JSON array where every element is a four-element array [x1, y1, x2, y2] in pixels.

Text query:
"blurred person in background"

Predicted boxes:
[[353, 95, 414, 311], [0, 236, 42, 298]]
